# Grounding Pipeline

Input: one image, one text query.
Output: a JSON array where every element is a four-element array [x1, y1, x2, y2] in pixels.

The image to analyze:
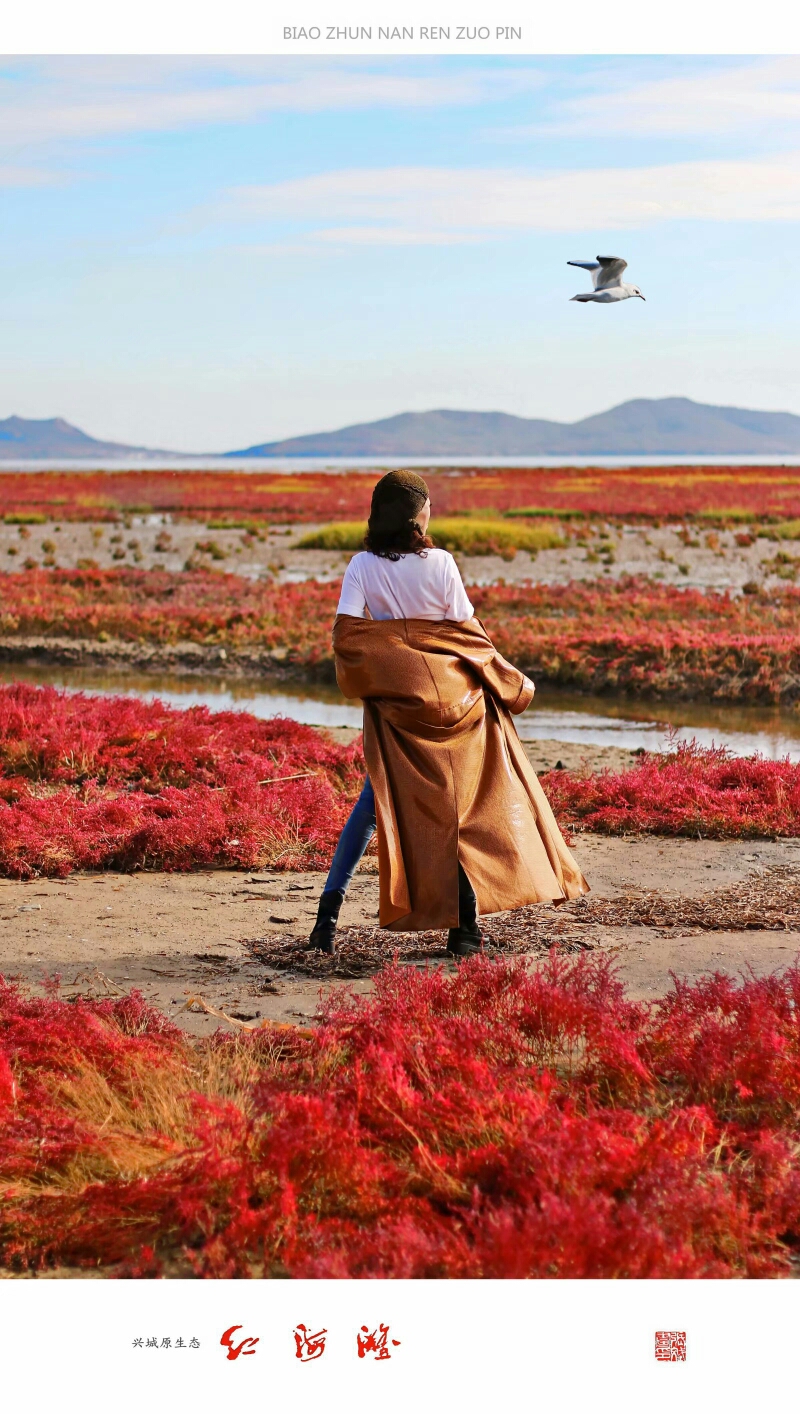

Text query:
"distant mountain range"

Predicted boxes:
[[230, 399, 800, 457], [0, 416, 169, 460], [4, 398, 800, 460]]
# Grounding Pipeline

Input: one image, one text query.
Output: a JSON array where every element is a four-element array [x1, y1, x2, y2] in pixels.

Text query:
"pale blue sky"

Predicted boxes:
[[1, 56, 799, 450]]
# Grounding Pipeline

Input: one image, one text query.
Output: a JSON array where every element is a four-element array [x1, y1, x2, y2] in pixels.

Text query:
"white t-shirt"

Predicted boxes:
[[336, 548, 474, 622]]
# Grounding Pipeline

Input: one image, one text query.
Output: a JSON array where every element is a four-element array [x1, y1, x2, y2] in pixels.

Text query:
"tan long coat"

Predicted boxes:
[[333, 615, 588, 931]]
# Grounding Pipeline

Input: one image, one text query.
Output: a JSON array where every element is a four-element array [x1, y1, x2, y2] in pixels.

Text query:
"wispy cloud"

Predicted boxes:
[[533, 58, 800, 139], [0, 58, 541, 154], [225, 154, 800, 241], [11, 57, 797, 197]]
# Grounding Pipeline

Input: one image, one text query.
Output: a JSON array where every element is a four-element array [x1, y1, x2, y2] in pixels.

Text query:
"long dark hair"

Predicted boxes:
[[364, 519, 433, 561], [363, 470, 433, 562]]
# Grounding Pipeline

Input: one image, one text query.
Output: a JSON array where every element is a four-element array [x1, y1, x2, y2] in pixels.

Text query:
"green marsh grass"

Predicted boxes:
[[295, 516, 566, 559]]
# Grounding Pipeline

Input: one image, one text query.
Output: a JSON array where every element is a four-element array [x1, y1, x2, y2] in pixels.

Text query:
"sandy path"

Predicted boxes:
[[3, 832, 799, 1036]]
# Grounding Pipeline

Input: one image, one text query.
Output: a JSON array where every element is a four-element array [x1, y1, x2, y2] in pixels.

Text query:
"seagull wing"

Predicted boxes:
[[567, 259, 601, 288], [594, 256, 627, 289]]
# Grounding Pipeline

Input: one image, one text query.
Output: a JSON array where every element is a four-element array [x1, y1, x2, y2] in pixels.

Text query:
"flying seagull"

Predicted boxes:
[[568, 256, 645, 303]]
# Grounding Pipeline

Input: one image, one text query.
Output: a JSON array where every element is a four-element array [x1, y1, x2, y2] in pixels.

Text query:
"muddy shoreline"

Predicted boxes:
[[4, 634, 800, 709], [0, 635, 339, 682]]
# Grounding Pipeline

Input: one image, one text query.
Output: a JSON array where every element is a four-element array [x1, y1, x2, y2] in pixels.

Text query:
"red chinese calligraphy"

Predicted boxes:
[[357, 1324, 401, 1361], [220, 1325, 260, 1361], [294, 1324, 328, 1362]]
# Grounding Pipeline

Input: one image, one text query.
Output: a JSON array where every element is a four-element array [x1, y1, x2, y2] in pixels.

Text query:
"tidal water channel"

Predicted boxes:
[[4, 663, 800, 761]]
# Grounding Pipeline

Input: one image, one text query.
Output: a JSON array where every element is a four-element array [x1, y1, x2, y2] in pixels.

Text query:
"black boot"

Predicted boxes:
[[305, 888, 345, 954], [446, 865, 483, 958]]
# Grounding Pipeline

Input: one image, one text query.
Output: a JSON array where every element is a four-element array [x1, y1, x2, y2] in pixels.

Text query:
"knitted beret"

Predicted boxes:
[[369, 470, 430, 527]]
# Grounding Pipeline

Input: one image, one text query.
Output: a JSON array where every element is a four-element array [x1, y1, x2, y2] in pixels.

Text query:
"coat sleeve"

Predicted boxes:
[[462, 617, 535, 715], [332, 614, 367, 698]]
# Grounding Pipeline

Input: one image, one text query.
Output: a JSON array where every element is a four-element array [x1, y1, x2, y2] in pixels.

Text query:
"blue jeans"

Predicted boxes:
[[324, 776, 376, 894], [324, 775, 478, 921]]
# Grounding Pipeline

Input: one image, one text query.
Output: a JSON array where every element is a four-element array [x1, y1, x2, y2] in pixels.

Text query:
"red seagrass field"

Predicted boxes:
[[3, 465, 800, 1279], [5, 953, 800, 1278], [2, 683, 799, 880], [4, 566, 800, 701], [3, 463, 800, 522]]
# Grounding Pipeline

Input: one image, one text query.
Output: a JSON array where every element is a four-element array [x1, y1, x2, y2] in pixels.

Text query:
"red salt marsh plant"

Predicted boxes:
[[4, 568, 800, 701], [1, 684, 799, 881], [3, 954, 800, 1278], [4, 465, 800, 521], [543, 740, 800, 840], [470, 578, 800, 704], [0, 683, 364, 878], [0, 567, 341, 661]]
